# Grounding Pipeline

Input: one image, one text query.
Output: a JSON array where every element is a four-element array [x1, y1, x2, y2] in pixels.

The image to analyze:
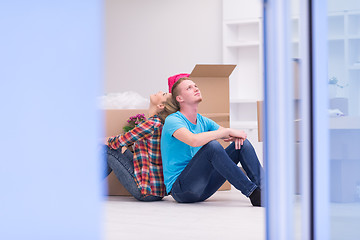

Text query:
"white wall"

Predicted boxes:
[[105, 0, 223, 97]]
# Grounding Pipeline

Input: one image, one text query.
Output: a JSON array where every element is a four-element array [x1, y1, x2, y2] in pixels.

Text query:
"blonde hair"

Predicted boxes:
[[158, 98, 178, 122], [158, 77, 190, 121]]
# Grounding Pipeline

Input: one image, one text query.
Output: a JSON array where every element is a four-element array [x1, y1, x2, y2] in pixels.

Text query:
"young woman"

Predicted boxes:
[[104, 91, 171, 201], [161, 77, 264, 206]]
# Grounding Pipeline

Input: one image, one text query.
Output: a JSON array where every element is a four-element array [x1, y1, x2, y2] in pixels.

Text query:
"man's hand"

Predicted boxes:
[[222, 129, 247, 150], [228, 129, 247, 140], [223, 137, 244, 149]]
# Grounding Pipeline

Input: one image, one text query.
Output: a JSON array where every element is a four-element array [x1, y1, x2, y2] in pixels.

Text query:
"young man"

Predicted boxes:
[[161, 77, 263, 206]]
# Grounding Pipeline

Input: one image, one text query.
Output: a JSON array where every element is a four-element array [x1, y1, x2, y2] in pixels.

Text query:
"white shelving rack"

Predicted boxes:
[[222, 0, 263, 162], [223, 2, 262, 128], [328, 10, 360, 116], [292, 17, 300, 58]]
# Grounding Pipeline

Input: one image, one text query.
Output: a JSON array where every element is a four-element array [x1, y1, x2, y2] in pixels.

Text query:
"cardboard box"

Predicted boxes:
[[104, 109, 148, 196], [104, 64, 236, 195], [190, 64, 236, 191], [190, 64, 235, 114], [257, 101, 264, 142], [104, 109, 232, 193]]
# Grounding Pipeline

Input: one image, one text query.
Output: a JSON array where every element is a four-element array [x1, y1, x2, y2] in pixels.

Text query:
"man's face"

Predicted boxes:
[[176, 79, 202, 104]]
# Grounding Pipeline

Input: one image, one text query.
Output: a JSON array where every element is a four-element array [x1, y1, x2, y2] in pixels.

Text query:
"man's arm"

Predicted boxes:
[[173, 126, 247, 148]]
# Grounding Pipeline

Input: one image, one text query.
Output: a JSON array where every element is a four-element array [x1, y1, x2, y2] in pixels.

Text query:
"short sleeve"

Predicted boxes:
[[163, 114, 187, 137]]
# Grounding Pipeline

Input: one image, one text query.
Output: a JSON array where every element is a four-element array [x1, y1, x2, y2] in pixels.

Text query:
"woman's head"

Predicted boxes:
[[158, 96, 179, 122], [149, 91, 172, 114]]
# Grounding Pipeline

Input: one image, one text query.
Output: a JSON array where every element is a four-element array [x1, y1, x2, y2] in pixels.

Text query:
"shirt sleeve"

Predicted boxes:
[[163, 114, 187, 137], [107, 119, 158, 149]]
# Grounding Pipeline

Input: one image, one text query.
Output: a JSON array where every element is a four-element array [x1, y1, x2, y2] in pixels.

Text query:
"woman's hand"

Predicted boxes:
[[121, 146, 127, 153], [104, 137, 127, 153]]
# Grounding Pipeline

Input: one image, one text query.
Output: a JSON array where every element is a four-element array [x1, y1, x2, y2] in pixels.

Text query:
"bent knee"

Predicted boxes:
[[242, 139, 252, 148], [204, 140, 224, 151]]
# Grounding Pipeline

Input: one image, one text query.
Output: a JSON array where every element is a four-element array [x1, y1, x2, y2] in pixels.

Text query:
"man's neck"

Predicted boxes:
[[180, 104, 199, 124]]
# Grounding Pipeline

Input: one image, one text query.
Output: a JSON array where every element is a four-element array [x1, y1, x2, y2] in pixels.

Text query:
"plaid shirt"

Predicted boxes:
[[107, 115, 166, 197]]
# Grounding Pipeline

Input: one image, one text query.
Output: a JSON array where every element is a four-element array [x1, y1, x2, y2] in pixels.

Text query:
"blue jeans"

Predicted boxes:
[[171, 140, 263, 203], [104, 145, 163, 202]]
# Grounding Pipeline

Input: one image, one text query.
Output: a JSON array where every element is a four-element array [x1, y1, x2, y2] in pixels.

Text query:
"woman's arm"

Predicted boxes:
[[173, 126, 247, 148], [107, 118, 158, 149]]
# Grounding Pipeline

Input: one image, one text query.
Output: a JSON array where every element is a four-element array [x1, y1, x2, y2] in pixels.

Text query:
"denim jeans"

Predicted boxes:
[[104, 145, 162, 202], [170, 140, 263, 203]]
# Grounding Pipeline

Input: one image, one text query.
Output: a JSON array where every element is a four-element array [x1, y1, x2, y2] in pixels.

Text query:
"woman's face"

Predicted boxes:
[[150, 91, 171, 105]]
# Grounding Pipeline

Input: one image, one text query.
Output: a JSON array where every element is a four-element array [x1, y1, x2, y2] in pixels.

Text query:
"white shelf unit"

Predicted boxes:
[[328, 11, 360, 116], [292, 17, 300, 58], [229, 100, 258, 128], [223, 0, 263, 163], [223, 18, 263, 126]]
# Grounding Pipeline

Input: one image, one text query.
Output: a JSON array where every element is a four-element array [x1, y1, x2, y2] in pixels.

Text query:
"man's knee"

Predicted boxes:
[[242, 139, 252, 148], [204, 140, 224, 152], [202, 141, 227, 157]]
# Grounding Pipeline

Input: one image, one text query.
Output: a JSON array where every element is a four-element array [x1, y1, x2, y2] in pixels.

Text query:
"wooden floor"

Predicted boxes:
[[103, 188, 360, 240], [103, 188, 265, 240]]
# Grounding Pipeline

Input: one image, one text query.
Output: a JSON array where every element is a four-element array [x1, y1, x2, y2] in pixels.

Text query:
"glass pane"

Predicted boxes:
[[327, 0, 360, 239], [291, 0, 302, 239]]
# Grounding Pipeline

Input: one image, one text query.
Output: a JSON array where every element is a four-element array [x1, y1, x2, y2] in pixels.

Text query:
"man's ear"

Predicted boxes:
[[176, 95, 183, 103]]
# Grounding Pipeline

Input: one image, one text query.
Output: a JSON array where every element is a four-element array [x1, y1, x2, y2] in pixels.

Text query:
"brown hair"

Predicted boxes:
[[158, 77, 190, 121]]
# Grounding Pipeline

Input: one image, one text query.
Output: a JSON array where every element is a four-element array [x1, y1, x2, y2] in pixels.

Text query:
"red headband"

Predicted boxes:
[[168, 73, 190, 93]]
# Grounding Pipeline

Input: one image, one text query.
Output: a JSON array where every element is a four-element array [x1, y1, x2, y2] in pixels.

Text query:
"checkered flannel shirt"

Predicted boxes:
[[107, 115, 166, 197]]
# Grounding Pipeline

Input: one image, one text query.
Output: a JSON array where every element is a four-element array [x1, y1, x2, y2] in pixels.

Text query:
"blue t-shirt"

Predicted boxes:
[[161, 111, 220, 193]]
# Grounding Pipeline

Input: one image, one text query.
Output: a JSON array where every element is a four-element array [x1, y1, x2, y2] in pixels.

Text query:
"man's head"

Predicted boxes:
[[159, 77, 202, 120], [171, 78, 202, 108]]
